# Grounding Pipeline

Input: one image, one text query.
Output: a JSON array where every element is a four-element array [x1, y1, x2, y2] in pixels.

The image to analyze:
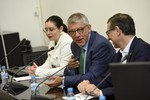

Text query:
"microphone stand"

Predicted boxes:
[[31, 65, 66, 100], [3, 47, 54, 95], [0, 37, 26, 94], [0, 38, 26, 66], [10, 48, 53, 84], [0, 29, 9, 68], [32, 57, 80, 99]]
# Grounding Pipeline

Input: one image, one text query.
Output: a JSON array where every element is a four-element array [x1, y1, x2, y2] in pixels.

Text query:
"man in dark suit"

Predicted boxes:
[[107, 13, 150, 63], [44, 12, 115, 93], [113, 36, 150, 62], [78, 13, 150, 99]]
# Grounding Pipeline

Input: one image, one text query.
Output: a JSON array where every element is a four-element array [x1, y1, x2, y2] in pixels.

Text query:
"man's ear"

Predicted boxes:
[[87, 24, 92, 33], [115, 26, 122, 36]]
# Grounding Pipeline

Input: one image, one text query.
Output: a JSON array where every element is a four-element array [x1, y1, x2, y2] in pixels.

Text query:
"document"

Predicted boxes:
[[75, 93, 94, 100], [13, 76, 44, 82], [62, 93, 94, 100]]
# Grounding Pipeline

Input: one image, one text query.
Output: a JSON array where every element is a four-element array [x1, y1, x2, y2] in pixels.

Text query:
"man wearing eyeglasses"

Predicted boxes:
[[77, 13, 150, 100], [44, 12, 115, 94]]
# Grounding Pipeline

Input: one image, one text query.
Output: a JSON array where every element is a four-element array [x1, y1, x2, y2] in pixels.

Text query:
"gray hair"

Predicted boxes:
[[67, 12, 89, 25]]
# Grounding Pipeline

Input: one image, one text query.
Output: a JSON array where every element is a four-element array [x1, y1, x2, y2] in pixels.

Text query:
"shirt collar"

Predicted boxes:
[[82, 32, 91, 51], [120, 36, 135, 56]]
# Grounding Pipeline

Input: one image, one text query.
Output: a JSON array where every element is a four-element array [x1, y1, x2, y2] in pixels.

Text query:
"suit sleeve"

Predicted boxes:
[[64, 43, 115, 86]]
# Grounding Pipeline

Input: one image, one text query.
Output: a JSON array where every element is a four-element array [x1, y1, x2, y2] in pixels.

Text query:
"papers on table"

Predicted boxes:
[[62, 93, 94, 100], [75, 93, 94, 100], [13, 76, 44, 82]]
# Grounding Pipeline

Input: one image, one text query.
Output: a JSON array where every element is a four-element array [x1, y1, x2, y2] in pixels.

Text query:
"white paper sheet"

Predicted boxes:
[[13, 76, 44, 82], [62, 93, 94, 100]]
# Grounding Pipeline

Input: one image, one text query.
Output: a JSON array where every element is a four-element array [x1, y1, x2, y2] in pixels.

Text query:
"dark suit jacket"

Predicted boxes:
[[113, 36, 150, 62], [64, 31, 116, 93], [102, 36, 150, 99]]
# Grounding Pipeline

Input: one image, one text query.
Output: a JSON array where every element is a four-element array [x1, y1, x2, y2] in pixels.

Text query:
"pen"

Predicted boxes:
[[33, 62, 38, 68]]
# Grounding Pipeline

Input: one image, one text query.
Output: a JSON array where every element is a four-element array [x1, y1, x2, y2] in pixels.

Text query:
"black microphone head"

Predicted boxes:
[[50, 46, 54, 50], [21, 38, 26, 43], [49, 47, 54, 51]]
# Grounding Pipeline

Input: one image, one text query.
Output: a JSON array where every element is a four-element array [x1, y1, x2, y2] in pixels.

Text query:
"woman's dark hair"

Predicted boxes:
[[45, 15, 67, 33], [62, 24, 67, 33]]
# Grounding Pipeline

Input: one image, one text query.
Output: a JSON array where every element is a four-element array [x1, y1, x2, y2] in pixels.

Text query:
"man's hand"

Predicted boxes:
[[67, 54, 80, 69], [85, 84, 100, 97], [78, 80, 100, 97], [28, 63, 38, 75], [77, 80, 90, 94], [44, 76, 63, 87]]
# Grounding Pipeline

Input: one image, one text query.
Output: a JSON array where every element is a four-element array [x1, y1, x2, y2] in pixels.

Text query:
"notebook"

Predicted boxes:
[[109, 62, 150, 100]]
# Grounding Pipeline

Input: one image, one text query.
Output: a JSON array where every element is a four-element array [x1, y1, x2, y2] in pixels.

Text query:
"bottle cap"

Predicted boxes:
[[2, 66, 6, 70], [67, 87, 73, 93], [99, 95, 106, 100], [31, 76, 36, 79]]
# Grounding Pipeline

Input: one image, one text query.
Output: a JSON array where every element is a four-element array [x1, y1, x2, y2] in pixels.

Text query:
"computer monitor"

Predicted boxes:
[[109, 62, 150, 100], [0, 31, 23, 68]]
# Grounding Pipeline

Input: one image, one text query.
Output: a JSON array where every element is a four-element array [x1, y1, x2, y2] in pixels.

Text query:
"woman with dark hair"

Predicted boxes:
[[28, 15, 72, 77]]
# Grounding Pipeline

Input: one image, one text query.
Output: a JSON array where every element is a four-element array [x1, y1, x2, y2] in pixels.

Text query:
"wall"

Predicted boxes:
[[0, 0, 45, 47], [40, 0, 150, 45], [0, 0, 150, 47]]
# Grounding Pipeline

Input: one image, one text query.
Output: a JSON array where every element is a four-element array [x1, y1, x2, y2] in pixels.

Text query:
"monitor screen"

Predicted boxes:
[[109, 62, 150, 100]]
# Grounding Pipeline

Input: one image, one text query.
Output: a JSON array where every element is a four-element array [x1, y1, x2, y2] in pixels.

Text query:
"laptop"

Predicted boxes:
[[0, 90, 18, 100], [109, 62, 150, 100]]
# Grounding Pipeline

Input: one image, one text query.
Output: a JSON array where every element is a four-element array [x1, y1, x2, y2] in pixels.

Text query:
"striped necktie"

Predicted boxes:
[[79, 48, 85, 74]]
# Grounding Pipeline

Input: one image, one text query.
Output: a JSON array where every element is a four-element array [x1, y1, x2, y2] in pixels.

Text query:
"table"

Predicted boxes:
[[15, 79, 65, 100], [0, 67, 98, 100]]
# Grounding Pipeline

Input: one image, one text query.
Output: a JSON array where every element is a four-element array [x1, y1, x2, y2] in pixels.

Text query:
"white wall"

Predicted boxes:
[[0, 0, 150, 47], [0, 0, 45, 47], [40, 0, 150, 45]]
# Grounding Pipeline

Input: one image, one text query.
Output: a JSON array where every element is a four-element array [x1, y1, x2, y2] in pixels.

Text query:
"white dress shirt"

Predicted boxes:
[[120, 36, 135, 63]]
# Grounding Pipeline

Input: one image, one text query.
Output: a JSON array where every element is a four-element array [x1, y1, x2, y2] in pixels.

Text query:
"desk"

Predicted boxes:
[[1, 80, 65, 100], [1, 67, 97, 100], [1, 80, 98, 100], [1, 67, 64, 100]]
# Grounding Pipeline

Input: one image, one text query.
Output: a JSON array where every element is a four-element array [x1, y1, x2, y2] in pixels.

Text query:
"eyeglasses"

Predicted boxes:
[[105, 28, 115, 35], [43, 27, 58, 34], [68, 25, 87, 36]]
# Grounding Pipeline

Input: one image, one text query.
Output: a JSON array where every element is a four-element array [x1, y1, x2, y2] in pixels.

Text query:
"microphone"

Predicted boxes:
[[31, 56, 79, 100], [0, 38, 26, 65], [31, 66, 66, 100], [3, 46, 54, 96], [10, 46, 54, 81]]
